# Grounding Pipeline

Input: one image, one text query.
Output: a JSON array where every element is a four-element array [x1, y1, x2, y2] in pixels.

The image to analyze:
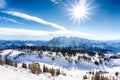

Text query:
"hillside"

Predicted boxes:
[[0, 49, 120, 80]]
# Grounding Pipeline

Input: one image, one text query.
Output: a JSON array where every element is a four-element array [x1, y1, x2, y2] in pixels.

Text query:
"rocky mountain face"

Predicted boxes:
[[1, 36, 120, 53]]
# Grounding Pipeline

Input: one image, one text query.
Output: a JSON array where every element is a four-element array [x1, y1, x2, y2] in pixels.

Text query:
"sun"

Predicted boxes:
[[68, 0, 94, 23]]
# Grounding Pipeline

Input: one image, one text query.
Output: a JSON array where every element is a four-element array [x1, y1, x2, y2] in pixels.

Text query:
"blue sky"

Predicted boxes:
[[0, 0, 120, 40]]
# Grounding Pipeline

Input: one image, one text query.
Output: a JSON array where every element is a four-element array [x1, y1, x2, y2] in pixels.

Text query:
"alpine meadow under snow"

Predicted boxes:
[[0, 0, 120, 80]]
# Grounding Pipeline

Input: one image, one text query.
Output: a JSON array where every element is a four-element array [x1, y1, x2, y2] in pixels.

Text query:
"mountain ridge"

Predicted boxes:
[[0, 36, 120, 53]]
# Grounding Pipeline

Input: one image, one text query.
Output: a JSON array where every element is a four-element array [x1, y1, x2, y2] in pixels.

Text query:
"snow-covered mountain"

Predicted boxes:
[[0, 40, 45, 49], [47, 36, 120, 53], [1, 36, 120, 53], [47, 36, 101, 47]]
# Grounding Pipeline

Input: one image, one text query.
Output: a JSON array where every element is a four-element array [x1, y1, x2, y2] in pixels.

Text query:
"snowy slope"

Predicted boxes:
[[0, 49, 100, 70], [0, 65, 89, 80], [0, 49, 120, 80], [0, 65, 49, 80]]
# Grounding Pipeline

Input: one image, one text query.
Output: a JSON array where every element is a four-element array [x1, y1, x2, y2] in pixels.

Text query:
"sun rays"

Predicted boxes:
[[68, 0, 95, 23]]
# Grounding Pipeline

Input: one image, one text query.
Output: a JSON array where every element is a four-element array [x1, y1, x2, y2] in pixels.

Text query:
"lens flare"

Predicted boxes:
[[68, 0, 95, 23]]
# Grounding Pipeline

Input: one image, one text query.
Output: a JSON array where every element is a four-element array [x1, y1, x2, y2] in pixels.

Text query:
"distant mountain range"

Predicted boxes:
[[1, 36, 120, 53]]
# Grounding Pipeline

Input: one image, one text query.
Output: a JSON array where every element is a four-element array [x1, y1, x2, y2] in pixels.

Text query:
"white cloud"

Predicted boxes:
[[0, 28, 93, 39], [0, 0, 6, 8], [52, 30, 93, 38], [51, 0, 57, 3], [0, 28, 49, 36], [0, 17, 23, 24], [1, 11, 93, 39], [2, 11, 66, 31], [50, 0, 68, 7], [51, 0, 60, 4]]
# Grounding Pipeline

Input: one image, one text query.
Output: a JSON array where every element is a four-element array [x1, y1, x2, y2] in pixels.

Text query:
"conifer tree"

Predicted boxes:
[[22, 63, 27, 69], [0, 55, 3, 65], [43, 65, 49, 73], [36, 64, 42, 74], [50, 67, 55, 76], [83, 74, 87, 79], [5, 58, 12, 66], [15, 62, 18, 67], [43, 65, 46, 72], [56, 68, 60, 76], [31, 63, 42, 75]]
